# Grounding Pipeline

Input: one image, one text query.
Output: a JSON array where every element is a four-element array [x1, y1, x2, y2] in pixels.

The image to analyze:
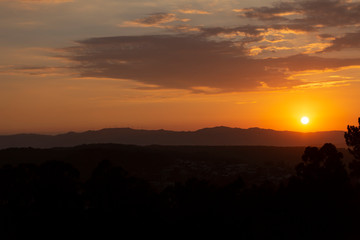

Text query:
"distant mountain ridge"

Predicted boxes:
[[0, 126, 346, 149]]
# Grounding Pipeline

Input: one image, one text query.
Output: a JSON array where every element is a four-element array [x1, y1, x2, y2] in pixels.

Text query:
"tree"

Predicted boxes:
[[345, 117, 360, 177], [295, 143, 348, 185]]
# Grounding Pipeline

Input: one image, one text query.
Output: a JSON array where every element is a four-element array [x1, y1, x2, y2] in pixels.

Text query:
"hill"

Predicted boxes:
[[0, 126, 346, 149]]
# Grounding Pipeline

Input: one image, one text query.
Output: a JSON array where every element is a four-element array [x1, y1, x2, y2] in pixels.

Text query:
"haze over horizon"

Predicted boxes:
[[0, 126, 347, 149], [1, 125, 347, 136], [1, 0, 360, 135]]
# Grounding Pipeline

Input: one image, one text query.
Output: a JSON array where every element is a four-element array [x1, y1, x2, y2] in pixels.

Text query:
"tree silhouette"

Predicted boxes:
[[295, 143, 348, 186], [345, 117, 360, 177]]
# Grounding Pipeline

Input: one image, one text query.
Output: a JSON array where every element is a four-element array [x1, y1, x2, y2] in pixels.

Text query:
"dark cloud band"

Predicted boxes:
[[61, 34, 360, 92]]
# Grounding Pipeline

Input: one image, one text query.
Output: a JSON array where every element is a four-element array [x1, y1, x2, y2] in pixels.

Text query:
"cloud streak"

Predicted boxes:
[[121, 13, 189, 28], [177, 9, 211, 15]]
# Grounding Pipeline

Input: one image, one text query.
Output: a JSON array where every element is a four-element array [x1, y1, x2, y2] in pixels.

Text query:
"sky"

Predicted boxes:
[[1, 0, 360, 134]]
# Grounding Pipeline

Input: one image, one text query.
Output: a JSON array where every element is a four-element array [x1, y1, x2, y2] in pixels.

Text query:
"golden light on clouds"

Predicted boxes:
[[177, 9, 211, 15]]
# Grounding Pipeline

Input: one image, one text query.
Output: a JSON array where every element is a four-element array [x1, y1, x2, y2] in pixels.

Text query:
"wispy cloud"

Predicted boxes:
[[177, 9, 211, 15], [200, 25, 263, 37], [294, 80, 352, 89], [120, 13, 189, 28], [240, 0, 360, 29], [0, 66, 72, 77]]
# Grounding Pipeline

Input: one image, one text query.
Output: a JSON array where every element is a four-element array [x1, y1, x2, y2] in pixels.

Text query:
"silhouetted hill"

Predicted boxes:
[[0, 126, 346, 149]]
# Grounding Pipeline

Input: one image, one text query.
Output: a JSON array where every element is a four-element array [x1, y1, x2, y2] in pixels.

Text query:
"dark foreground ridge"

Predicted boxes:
[[0, 143, 358, 239], [0, 126, 345, 149], [0, 144, 319, 187]]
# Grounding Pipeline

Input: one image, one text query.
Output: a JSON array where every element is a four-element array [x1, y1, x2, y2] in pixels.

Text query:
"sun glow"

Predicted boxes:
[[301, 116, 310, 125]]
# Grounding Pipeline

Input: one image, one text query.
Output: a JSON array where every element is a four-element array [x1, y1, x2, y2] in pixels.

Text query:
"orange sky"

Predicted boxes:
[[1, 0, 360, 134]]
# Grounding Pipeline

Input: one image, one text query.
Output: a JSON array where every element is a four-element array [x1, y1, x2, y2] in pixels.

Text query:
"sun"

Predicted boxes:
[[301, 116, 310, 125]]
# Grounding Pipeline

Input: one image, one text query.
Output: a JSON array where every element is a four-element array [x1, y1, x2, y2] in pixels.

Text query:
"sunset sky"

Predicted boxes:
[[1, 0, 360, 134]]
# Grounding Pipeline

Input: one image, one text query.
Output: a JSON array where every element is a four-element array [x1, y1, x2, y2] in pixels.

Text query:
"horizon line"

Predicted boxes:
[[0, 126, 346, 136]]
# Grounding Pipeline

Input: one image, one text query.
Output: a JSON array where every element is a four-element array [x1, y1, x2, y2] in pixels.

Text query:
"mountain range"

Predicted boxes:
[[0, 127, 347, 149]]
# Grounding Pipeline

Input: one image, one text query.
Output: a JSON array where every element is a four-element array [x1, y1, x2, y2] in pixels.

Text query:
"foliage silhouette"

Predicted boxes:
[[345, 117, 360, 177], [295, 143, 348, 186], [0, 133, 358, 238]]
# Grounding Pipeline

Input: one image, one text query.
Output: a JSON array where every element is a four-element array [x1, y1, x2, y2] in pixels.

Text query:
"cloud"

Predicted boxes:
[[200, 25, 263, 37], [61, 34, 360, 93], [294, 80, 351, 89], [177, 9, 211, 15], [241, 0, 360, 30], [318, 33, 335, 40], [239, 2, 300, 21], [232, 0, 360, 56], [168, 25, 201, 33], [0, 66, 70, 77], [199, 24, 316, 47], [121, 13, 189, 28], [321, 32, 360, 52], [268, 23, 318, 33]]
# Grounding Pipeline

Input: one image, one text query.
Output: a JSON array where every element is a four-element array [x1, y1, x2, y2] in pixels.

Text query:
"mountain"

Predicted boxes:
[[0, 126, 347, 149]]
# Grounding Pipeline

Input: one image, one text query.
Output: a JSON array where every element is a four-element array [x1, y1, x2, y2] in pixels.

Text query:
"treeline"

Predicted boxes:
[[0, 119, 360, 239], [0, 146, 356, 239]]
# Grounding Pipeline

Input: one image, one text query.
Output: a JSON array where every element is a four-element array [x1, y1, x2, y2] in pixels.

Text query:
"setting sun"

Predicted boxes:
[[301, 116, 310, 125]]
